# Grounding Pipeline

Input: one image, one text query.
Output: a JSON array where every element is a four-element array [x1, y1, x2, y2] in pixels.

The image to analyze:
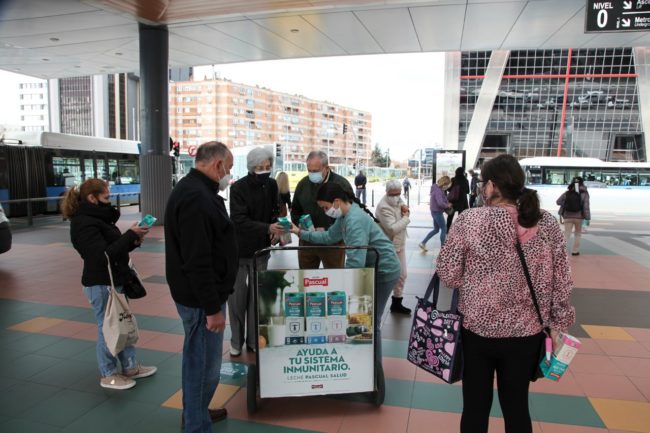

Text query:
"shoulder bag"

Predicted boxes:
[[515, 241, 551, 382], [103, 252, 139, 356]]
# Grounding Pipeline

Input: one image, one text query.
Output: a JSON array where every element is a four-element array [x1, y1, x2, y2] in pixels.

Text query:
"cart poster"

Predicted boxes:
[[256, 267, 375, 398]]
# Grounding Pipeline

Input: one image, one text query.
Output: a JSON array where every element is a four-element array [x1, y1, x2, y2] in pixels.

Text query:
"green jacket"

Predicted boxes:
[[290, 170, 354, 230], [299, 203, 401, 283]]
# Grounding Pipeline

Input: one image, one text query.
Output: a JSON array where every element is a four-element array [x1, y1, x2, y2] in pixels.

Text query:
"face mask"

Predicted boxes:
[[325, 205, 342, 219], [255, 171, 271, 182], [217, 163, 231, 191], [386, 196, 400, 207], [308, 171, 323, 184]]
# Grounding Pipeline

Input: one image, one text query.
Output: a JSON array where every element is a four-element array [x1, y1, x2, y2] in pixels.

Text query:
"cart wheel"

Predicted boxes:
[[247, 364, 259, 414], [371, 359, 385, 407]]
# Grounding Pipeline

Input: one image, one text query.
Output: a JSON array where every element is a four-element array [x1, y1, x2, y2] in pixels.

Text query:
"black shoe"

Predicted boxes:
[[571, 252, 580, 256], [389, 296, 412, 315], [181, 408, 227, 429]]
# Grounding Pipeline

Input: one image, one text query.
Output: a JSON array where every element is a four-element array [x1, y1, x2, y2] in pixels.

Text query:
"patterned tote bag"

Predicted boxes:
[[407, 273, 464, 384]]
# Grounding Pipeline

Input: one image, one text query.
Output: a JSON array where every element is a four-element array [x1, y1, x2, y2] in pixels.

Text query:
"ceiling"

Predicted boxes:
[[1, 0, 649, 79]]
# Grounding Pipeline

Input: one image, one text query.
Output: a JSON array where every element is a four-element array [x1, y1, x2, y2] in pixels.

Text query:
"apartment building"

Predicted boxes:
[[18, 81, 49, 133], [169, 79, 372, 167]]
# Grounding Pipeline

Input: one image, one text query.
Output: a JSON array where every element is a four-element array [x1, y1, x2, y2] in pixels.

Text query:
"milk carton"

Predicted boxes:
[[284, 292, 305, 344], [305, 292, 327, 344], [327, 291, 347, 343], [540, 332, 581, 381], [299, 214, 315, 232], [277, 217, 292, 246]]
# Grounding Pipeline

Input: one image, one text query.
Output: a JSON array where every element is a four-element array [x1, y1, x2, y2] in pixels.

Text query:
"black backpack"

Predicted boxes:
[[563, 190, 582, 213]]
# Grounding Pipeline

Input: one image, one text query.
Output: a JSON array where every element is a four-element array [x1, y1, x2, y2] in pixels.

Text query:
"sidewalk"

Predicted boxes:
[[1, 202, 649, 433]]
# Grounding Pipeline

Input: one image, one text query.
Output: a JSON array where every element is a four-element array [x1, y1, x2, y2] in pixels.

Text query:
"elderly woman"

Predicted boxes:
[[376, 179, 411, 314], [228, 147, 285, 356]]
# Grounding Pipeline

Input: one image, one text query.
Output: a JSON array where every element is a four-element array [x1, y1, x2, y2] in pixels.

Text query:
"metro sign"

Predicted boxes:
[[585, 0, 650, 32]]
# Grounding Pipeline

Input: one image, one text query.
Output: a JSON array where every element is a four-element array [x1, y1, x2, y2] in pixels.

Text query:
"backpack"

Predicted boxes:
[[447, 184, 460, 202], [563, 190, 582, 213]]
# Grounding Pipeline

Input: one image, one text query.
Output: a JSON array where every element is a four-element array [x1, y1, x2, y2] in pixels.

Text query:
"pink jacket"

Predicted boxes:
[[436, 206, 575, 338]]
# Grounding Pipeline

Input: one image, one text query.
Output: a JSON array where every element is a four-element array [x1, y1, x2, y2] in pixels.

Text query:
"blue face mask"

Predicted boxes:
[[308, 171, 323, 184]]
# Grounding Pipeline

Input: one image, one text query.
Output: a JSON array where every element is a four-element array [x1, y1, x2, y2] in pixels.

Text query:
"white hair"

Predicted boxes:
[[307, 150, 329, 166], [247, 146, 274, 172], [385, 179, 402, 192]]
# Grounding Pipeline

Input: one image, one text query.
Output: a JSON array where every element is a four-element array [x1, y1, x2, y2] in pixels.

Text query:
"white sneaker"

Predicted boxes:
[[100, 374, 136, 390], [230, 347, 241, 357], [418, 243, 427, 252]]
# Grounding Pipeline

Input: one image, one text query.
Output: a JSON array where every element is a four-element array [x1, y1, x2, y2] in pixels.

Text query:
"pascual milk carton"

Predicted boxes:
[[327, 291, 347, 343], [540, 332, 581, 381], [284, 292, 305, 344], [305, 291, 327, 344]]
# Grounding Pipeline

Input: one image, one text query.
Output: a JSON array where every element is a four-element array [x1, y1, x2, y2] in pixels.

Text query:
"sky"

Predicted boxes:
[[0, 52, 446, 161]]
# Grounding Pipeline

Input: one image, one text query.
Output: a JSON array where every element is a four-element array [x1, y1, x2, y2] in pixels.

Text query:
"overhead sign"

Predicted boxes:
[[585, 0, 650, 32]]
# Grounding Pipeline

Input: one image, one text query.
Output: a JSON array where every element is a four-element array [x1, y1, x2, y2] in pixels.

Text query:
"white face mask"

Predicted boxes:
[[308, 171, 323, 184], [386, 196, 401, 207], [325, 205, 342, 219], [217, 164, 231, 191]]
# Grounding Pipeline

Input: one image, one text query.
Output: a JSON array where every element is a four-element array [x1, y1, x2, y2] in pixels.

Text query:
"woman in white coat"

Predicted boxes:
[[376, 179, 411, 314]]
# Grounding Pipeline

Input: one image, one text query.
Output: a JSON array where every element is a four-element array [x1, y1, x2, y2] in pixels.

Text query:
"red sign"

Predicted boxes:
[[304, 277, 328, 287], [188, 145, 197, 157]]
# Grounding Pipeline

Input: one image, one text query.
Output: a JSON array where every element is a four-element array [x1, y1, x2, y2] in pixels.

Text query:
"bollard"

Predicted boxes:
[[138, 193, 142, 212], [371, 190, 375, 207], [116, 194, 121, 209]]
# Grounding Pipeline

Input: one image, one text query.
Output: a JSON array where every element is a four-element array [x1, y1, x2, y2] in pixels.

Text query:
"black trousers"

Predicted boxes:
[[460, 328, 543, 433]]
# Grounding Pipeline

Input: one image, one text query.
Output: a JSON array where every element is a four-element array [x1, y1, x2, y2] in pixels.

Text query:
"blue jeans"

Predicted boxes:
[[83, 285, 137, 377], [375, 276, 400, 361], [356, 188, 366, 205], [421, 211, 447, 247], [176, 303, 225, 433]]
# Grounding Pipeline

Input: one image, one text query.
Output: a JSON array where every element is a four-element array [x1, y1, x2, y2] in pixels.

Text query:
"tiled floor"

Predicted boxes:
[[1, 204, 650, 433]]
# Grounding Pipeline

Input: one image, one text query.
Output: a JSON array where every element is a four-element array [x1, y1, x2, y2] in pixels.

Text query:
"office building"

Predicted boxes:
[[18, 81, 49, 133]]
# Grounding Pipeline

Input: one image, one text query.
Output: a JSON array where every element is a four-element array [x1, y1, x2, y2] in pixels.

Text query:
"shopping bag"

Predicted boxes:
[[407, 273, 463, 384], [103, 253, 139, 356]]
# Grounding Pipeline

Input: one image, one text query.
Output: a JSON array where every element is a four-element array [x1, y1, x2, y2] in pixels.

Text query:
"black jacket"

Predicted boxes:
[[290, 170, 354, 230], [164, 169, 238, 315], [354, 174, 367, 189], [70, 202, 139, 287], [449, 176, 470, 212], [230, 173, 279, 258]]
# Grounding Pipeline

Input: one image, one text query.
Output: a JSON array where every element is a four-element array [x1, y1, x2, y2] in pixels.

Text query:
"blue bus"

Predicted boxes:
[[0, 132, 141, 217]]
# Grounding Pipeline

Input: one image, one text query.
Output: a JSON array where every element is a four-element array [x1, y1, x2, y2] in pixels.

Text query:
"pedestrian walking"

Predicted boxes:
[[419, 176, 452, 252], [556, 177, 591, 256], [446, 167, 470, 230], [354, 170, 367, 205]]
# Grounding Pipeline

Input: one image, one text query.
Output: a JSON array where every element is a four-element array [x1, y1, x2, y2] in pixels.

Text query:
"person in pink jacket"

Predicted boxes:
[[437, 154, 575, 433]]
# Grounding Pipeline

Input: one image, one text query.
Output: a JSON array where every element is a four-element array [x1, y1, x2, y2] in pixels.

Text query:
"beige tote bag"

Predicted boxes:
[[103, 252, 139, 356]]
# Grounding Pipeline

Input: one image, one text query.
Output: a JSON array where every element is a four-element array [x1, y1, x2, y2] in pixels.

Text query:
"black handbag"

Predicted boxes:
[[123, 261, 147, 299], [515, 241, 550, 382]]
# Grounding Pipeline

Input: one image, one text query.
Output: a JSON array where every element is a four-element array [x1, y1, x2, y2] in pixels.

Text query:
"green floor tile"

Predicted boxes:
[[60, 399, 158, 433], [69, 346, 99, 364], [384, 378, 415, 408], [0, 311, 39, 328], [381, 339, 408, 358], [2, 333, 63, 354], [133, 348, 175, 365], [216, 418, 322, 433], [135, 316, 182, 334], [0, 381, 60, 417], [20, 389, 107, 427], [0, 353, 63, 380], [47, 305, 95, 322], [28, 359, 96, 387], [125, 407, 183, 433], [529, 393, 605, 428], [34, 338, 95, 359], [220, 362, 248, 387], [68, 374, 108, 395], [567, 238, 616, 256], [156, 354, 183, 377], [0, 418, 62, 433], [411, 381, 464, 413]]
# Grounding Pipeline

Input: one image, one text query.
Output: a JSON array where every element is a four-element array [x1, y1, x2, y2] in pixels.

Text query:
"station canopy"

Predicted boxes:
[[2, 0, 650, 79]]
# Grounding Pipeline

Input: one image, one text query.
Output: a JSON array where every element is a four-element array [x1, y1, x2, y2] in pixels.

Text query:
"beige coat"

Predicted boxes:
[[376, 196, 410, 252]]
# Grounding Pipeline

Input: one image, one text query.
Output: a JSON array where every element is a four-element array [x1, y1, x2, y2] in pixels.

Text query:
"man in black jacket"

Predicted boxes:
[[228, 147, 284, 356], [164, 141, 236, 433], [354, 170, 367, 205], [291, 150, 354, 269]]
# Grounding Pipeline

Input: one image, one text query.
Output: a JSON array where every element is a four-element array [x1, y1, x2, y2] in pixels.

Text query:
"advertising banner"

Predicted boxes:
[[435, 151, 465, 181], [256, 267, 375, 398]]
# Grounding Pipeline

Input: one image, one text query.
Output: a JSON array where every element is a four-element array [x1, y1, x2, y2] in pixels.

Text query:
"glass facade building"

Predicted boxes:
[[455, 48, 645, 165]]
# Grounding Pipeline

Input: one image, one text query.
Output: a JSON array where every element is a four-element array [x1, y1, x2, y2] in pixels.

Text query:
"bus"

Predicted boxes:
[[0, 132, 141, 217], [519, 157, 650, 188]]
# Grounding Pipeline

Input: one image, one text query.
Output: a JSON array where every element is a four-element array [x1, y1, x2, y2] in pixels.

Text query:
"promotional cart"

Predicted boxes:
[[247, 246, 384, 414]]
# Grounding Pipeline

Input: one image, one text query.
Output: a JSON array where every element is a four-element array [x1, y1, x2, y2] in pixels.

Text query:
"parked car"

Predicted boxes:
[[0, 203, 11, 254]]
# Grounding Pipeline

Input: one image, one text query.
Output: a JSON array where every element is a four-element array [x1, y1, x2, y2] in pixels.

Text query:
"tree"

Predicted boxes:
[[371, 143, 390, 167]]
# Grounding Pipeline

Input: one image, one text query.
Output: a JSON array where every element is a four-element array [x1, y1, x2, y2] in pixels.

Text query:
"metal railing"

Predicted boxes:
[[0, 192, 141, 227]]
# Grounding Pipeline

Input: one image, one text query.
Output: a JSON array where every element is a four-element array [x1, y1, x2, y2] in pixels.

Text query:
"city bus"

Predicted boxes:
[[519, 157, 650, 188], [0, 132, 141, 217]]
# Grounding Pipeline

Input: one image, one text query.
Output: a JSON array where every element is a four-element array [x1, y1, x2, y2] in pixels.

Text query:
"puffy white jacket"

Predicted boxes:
[[376, 195, 410, 252]]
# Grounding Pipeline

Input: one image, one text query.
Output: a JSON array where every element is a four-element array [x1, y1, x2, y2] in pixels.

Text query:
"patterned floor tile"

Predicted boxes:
[[589, 398, 650, 433], [581, 325, 635, 341]]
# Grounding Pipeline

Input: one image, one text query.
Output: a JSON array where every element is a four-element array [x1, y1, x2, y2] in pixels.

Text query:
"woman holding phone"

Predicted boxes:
[[62, 179, 157, 390]]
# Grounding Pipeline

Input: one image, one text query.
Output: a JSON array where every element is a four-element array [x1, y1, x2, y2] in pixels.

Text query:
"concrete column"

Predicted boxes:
[[139, 23, 171, 224], [443, 52, 461, 151], [633, 47, 650, 162]]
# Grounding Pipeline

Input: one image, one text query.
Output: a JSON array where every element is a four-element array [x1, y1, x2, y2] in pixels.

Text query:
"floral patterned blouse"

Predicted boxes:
[[436, 205, 575, 338]]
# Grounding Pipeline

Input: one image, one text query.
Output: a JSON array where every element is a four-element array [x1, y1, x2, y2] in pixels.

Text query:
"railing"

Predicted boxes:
[[0, 192, 141, 227]]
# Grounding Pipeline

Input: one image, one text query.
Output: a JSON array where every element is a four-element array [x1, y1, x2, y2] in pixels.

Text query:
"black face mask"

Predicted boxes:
[[255, 172, 271, 182], [98, 201, 120, 223]]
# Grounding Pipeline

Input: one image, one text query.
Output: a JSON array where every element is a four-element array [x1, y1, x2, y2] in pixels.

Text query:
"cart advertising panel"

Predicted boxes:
[[256, 267, 375, 398]]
